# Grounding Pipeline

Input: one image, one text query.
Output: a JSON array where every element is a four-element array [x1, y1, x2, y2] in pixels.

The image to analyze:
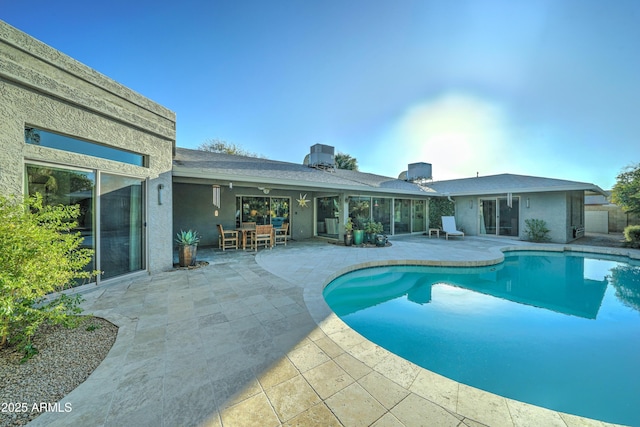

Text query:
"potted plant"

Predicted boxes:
[[176, 229, 200, 267], [364, 221, 384, 244], [344, 217, 354, 246], [373, 222, 387, 247], [353, 216, 366, 245]]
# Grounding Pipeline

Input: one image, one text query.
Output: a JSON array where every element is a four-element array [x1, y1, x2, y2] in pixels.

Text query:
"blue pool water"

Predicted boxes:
[[323, 251, 640, 426]]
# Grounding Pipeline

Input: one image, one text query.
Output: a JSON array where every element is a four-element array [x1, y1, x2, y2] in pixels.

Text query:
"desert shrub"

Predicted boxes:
[[524, 219, 551, 242], [0, 194, 95, 351], [623, 225, 640, 248]]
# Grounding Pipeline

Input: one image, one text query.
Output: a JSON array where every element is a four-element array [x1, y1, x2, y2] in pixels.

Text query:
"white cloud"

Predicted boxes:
[[379, 92, 513, 181]]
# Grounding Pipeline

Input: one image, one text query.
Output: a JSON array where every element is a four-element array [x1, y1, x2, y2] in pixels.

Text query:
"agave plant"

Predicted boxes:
[[175, 230, 200, 246]]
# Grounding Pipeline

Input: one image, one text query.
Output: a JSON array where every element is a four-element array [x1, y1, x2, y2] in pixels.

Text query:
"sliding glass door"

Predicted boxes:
[[394, 199, 411, 234], [100, 174, 145, 280], [480, 197, 519, 237], [372, 197, 391, 234], [26, 164, 146, 283], [412, 200, 426, 233], [317, 196, 340, 238]]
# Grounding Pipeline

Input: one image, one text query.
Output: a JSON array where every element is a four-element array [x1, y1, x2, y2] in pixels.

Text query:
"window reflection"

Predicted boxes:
[[25, 127, 146, 167], [236, 196, 290, 231], [317, 196, 340, 238], [26, 164, 96, 279], [100, 174, 145, 279]]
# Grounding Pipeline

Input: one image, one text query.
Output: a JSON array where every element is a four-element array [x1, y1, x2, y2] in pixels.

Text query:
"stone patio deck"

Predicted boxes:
[[28, 235, 637, 427]]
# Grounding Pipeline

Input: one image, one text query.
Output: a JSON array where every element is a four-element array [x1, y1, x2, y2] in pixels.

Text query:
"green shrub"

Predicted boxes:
[[0, 194, 95, 350], [623, 225, 640, 248], [524, 219, 551, 242]]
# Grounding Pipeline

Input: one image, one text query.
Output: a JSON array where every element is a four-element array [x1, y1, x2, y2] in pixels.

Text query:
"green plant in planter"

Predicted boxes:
[[344, 218, 354, 246], [176, 230, 200, 246], [352, 217, 366, 245], [176, 230, 200, 267], [345, 217, 354, 233], [371, 221, 384, 234]]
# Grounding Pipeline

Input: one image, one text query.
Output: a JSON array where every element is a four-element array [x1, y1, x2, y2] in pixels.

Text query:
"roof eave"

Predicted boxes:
[[433, 184, 607, 197], [172, 166, 437, 197]]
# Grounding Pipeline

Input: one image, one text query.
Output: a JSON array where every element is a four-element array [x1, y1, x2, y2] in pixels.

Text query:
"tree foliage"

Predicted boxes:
[[623, 225, 640, 248], [611, 163, 640, 214], [197, 138, 264, 158], [335, 152, 358, 171], [0, 194, 95, 349]]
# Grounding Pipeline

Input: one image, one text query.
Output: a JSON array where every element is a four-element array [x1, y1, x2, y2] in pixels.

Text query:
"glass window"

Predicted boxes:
[[372, 198, 391, 234], [317, 196, 340, 238], [26, 164, 96, 280], [237, 196, 291, 229], [480, 197, 519, 236], [239, 196, 270, 225], [25, 127, 146, 167], [349, 196, 371, 230], [412, 200, 426, 233], [270, 197, 290, 231], [499, 197, 519, 236], [394, 199, 411, 234], [100, 174, 145, 279]]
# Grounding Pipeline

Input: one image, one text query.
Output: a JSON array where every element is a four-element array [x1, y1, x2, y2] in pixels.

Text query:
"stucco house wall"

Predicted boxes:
[[525, 192, 570, 243], [173, 183, 317, 247], [453, 191, 582, 243], [0, 21, 176, 276]]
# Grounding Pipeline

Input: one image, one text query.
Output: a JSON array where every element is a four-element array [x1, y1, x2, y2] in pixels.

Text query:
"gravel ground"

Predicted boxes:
[[0, 317, 117, 427]]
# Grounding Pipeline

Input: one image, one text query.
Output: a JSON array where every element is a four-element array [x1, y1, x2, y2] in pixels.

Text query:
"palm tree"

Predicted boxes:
[[335, 152, 358, 171]]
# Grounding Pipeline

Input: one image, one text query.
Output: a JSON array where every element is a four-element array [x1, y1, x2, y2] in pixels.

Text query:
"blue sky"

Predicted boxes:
[[2, 0, 639, 189]]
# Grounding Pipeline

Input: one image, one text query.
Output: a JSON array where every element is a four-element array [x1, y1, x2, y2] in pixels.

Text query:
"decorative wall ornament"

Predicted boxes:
[[297, 193, 310, 208]]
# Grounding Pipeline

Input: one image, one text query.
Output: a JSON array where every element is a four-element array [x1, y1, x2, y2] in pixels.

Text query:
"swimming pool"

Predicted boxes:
[[323, 251, 640, 426]]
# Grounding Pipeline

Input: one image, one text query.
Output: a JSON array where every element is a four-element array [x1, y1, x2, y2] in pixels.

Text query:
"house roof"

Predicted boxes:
[[424, 173, 606, 196], [172, 147, 435, 197]]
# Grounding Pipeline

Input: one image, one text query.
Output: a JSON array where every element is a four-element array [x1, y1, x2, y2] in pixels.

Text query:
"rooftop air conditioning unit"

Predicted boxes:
[[406, 162, 432, 181], [309, 144, 335, 169]]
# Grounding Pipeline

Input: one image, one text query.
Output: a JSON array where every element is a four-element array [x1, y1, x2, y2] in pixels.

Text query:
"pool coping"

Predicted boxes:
[[306, 243, 635, 427]]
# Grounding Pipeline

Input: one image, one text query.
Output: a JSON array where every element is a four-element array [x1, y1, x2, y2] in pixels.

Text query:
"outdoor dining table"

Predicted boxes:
[[236, 226, 254, 250]]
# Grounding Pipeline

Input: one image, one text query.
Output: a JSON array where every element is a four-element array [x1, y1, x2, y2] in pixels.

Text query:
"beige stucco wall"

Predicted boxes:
[[0, 20, 176, 274]]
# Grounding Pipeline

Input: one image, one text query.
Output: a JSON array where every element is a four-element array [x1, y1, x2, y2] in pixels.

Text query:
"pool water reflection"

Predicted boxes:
[[323, 251, 640, 426]]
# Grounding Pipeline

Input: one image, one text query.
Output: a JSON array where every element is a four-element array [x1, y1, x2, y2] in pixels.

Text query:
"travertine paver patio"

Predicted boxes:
[[28, 235, 634, 427]]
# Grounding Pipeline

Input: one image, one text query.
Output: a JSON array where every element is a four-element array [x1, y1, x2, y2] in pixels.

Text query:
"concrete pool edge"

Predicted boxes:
[[305, 242, 632, 427], [501, 244, 640, 261]]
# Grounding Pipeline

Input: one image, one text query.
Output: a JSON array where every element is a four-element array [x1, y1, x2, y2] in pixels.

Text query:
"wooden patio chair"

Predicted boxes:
[[217, 224, 238, 251], [274, 222, 289, 246], [251, 224, 273, 251]]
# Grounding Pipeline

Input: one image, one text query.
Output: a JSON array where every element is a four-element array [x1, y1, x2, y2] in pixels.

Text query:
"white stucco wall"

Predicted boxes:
[[0, 21, 176, 274]]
